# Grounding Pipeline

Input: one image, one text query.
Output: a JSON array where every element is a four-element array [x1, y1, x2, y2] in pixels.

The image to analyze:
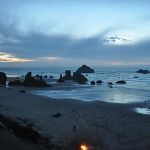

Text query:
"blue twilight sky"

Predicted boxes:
[[0, 0, 150, 67]]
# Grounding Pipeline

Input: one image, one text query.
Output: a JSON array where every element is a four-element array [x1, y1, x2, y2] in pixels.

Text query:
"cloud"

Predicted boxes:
[[0, 52, 33, 62], [103, 36, 131, 45], [1, 31, 150, 65], [0, 17, 150, 66], [0, 34, 19, 44]]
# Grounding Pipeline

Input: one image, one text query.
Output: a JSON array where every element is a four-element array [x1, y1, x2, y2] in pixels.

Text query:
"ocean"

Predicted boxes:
[[1, 66, 150, 105]]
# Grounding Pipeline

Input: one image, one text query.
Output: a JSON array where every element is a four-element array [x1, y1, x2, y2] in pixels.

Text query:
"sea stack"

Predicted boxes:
[[57, 74, 65, 82], [0, 72, 7, 86], [63, 70, 72, 80], [75, 65, 94, 73], [72, 72, 88, 84], [136, 69, 149, 74], [23, 72, 48, 87]]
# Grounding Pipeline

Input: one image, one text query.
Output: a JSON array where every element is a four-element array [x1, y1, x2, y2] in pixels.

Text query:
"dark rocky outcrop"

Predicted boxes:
[[49, 75, 53, 79], [8, 80, 23, 86], [34, 74, 41, 80], [116, 80, 126, 84], [107, 82, 113, 88], [96, 80, 103, 84], [63, 70, 72, 80], [0, 72, 7, 86], [75, 65, 94, 73], [43, 75, 48, 78], [91, 81, 95, 85], [72, 72, 87, 84], [136, 69, 149, 74], [109, 85, 113, 88], [23, 72, 48, 87], [107, 82, 113, 86], [57, 70, 88, 84], [57, 74, 64, 82]]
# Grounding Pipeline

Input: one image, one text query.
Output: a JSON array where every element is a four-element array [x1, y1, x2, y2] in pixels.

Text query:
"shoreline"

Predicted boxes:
[[0, 86, 150, 149]]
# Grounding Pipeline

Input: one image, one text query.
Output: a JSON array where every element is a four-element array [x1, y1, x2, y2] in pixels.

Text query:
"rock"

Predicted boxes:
[[107, 82, 113, 86], [63, 70, 72, 80], [34, 74, 42, 80], [109, 85, 113, 88], [72, 72, 87, 84], [76, 65, 94, 73], [25, 72, 32, 79], [96, 80, 103, 84], [39, 76, 43, 81], [116, 80, 126, 84], [49, 75, 53, 78], [0, 72, 7, 86], [53, 113, 61, 118], [19, 90, 26, 93], [23, 72, 48, 87], [43, 75, 48, 78], [107, 82, 113, 88], [136, 69, 149, 74], [57, 74, 64, 82], [8, 80, 23, 86], [73, 125, 76, 131], [91, 81, 95, 85]]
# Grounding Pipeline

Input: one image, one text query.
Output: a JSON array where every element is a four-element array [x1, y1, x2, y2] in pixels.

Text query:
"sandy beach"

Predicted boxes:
[[0, 85, 150, 150]]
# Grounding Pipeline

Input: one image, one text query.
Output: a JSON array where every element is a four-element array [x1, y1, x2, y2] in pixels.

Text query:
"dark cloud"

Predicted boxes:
[[103, 36, 131, 43]]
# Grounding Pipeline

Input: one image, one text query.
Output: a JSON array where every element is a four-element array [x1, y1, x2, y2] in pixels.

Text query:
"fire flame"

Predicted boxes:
[[80, 144, 88, 150]]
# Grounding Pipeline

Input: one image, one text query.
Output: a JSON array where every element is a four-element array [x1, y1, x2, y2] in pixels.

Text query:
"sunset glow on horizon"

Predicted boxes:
[[0, 52, 33, 62]]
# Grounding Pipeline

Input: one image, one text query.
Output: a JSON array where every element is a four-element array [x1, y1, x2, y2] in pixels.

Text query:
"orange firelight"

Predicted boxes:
[[80, 144, 88, 150]]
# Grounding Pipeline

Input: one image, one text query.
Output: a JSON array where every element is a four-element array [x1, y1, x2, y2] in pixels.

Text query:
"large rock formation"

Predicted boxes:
[[57, 74, 65, 82], [72, 72, 87, 84], [23, 72, 48, 87], [136, 69, 149, 74], [75, 65, 94, 73], [0, 72, 7, 86], [63, 70, 72, 80]]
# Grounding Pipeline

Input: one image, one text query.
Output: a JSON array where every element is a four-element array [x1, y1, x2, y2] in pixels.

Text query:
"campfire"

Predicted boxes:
[[80, 144, 89, 150]]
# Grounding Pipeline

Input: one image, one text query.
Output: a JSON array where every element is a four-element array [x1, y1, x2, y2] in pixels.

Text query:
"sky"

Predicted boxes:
[[0, 0, 150, 67]]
